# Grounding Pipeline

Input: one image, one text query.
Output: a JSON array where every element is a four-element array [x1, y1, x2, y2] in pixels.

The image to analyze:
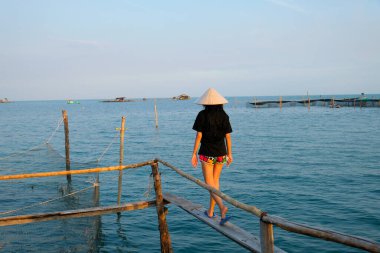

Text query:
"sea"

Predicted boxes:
[[0, 95, 379, 253]]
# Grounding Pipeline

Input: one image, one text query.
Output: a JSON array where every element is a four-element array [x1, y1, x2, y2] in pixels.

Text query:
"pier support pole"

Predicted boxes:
[[62, 110, 71, 182], [151, 162, 172, 253], [260, 218, 274, 253], [117, 116, 126, 206], [154, 99, 159, 128]]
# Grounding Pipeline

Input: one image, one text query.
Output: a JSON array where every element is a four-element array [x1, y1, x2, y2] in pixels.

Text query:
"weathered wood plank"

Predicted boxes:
[[163, 193, 286, 253], [0, 200, 157, 226]]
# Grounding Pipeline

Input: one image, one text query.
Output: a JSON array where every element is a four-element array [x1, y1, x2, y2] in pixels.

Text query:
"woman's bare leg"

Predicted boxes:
[[213, 163, 228, 218], [201, 162, 227, 218]]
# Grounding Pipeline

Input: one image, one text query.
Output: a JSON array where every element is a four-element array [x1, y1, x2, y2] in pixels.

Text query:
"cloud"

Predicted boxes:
[[265, 0, 306, 14]]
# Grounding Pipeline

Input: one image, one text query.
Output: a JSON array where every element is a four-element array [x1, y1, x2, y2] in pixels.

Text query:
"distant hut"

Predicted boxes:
[[172, 94, 190, 100]]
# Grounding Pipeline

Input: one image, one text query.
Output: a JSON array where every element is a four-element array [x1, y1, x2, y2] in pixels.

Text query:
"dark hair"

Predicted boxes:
[[203, 104, 227, 138], [203, 104, 224, 111]]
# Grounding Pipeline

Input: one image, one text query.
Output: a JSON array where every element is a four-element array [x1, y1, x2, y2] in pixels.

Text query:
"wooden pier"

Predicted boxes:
[[1, 160, 379, 253]]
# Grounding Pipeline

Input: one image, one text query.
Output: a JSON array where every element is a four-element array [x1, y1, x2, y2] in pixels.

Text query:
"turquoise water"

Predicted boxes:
[[0, 96, 379, 252]]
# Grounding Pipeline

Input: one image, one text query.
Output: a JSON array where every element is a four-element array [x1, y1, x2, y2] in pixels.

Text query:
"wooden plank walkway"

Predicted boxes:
[[163, 193, 286, 253]]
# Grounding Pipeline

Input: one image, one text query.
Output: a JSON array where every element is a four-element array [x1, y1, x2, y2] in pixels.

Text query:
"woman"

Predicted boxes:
[[191, 88, 233, 225]]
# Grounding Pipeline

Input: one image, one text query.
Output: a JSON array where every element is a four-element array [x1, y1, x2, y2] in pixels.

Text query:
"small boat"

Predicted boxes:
[[101, 97, 135, 102], [0, 98, 10, 103], [66, 100, 80, 104]]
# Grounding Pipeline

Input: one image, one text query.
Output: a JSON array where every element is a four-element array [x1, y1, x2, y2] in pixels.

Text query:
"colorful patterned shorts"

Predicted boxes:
[[199, 154, 227, 165]]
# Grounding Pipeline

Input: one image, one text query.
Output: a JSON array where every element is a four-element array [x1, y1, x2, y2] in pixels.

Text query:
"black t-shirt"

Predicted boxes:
[[192, 109, 232, 156]]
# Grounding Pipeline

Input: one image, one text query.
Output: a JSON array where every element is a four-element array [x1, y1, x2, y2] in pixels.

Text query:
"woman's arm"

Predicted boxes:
[[225, 133, 233, 166], [191, 132, 202, 168]]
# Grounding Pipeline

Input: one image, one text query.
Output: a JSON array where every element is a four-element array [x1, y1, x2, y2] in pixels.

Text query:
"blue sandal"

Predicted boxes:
[[204, 210, 216, 218], [219, 216, 232, 225]]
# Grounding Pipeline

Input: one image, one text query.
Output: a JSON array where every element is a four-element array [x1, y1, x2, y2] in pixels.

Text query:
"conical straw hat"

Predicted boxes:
[[195, 88, 228, 105]]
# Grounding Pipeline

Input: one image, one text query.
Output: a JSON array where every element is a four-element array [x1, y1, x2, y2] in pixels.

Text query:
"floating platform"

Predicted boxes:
[[249, 97, 380, 108]]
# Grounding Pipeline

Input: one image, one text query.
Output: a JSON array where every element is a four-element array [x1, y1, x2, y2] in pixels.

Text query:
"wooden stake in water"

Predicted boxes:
[[154, 99, 159, 128], [62, 110, 71, 182], [260, 219, 274, 253], [279, 96, 282, 111], [117, 116, 126, 206], [151, 162, 173, 253]]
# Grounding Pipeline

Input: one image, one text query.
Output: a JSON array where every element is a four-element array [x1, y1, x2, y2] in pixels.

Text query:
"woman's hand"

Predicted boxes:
[[191, 153, 198, 168], [227, 153, 233, 167], [191, 132, 202, 168], [225, 133, 233, 167]]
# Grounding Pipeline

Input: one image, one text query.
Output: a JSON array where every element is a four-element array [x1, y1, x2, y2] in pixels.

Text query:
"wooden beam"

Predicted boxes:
[[0, 200, 158, 227], [0, 160, 155, 181], [262, 215, 380, 253], [163, 193, 286, 253]]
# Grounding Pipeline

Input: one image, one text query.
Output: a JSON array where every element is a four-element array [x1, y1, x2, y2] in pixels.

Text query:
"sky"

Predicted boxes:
[[0, 0, 379, 100]]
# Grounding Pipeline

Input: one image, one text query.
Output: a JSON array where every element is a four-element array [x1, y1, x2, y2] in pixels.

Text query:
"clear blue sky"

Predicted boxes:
[[1, 0, 379, 100]]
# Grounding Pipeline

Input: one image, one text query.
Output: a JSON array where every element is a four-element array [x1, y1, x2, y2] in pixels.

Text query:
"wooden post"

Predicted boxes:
[[154, 99, 159, 128], [117, 116, 126, 206], [279, 96, 282, 111], [308, 95, 310, 111], [62, 110, 71, 182], [260, 219, 274, 253], [151, 162, 172, 253]]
